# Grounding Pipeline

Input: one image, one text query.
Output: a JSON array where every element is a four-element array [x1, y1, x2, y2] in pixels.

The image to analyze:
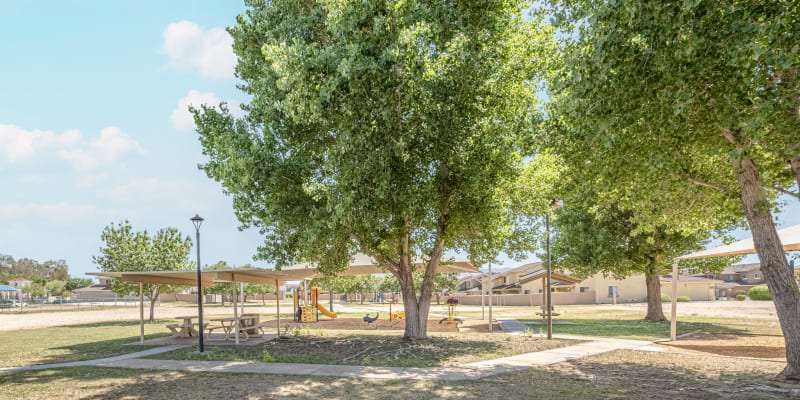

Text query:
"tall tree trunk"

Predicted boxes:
[[734, 157, 800, 380], [148, 285, 161, 322], [644, 265, 665, 322], [393, 216, 446, 340]]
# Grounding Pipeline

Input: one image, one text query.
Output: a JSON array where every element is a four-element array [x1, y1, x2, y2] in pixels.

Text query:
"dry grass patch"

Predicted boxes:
[[155, 329, 577, 367]]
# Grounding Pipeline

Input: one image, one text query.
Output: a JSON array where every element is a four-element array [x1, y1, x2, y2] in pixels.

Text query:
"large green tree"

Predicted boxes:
[[195, 1, 546, 338], [93, 221, 192, 321], [551, 196, 735, 321], [545, 1, 800, 378]]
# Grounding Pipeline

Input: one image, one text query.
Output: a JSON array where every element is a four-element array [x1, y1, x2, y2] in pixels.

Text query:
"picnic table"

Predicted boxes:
[[206, 314, 262, 341], [167, 316, 201, 338]]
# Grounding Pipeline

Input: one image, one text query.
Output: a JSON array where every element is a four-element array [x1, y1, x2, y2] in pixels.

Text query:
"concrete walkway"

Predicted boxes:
[[0, 345, 189, 373], [0, 319, 661, 381]]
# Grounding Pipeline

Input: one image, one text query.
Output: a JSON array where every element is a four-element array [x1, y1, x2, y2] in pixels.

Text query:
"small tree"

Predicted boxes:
[[45, 280, 67, 297], [93, 221, 192, 321]]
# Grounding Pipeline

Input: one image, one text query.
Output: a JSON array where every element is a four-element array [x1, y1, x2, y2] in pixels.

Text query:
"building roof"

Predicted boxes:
[[720, 263, 761, 275], [7, 278, 31, 282], [715, 282, 757, 289], [492, 284, 521, 291], [661, 275, 723, 284], [501, 262, 543, 275], [518, 268, 582, 285], [283, 253, 476, 277]]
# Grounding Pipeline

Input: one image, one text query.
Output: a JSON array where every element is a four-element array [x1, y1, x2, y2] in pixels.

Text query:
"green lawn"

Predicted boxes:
[[0, 320, 171, 367], [523, 314, 782, 341]]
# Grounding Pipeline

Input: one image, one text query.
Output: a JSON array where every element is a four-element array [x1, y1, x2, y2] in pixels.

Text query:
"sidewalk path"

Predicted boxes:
[[0, 345, 188, 373], [0, 320, 661, 381]]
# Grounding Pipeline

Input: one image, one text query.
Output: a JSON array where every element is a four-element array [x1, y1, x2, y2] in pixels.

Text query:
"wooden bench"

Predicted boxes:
[[204, 324, 229, 340], [167, 323, 198, 337]]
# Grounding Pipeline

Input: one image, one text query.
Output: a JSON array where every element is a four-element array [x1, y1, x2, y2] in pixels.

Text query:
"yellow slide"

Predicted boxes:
[[311, 287, 337, 319]]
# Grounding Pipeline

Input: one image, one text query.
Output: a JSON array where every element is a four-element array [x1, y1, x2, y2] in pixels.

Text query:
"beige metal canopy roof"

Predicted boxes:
[[669, 224, 800, 341], [283, 253, 477, 278], [88, 267, 315, 286], [677, 224, 800, 260]]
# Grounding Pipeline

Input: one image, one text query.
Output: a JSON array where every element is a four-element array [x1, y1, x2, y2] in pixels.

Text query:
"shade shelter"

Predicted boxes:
[[669, 224, 800, 340], [89, 268, 316, 344], [283, 253, 477, 277], [0, 284, 15, 301]]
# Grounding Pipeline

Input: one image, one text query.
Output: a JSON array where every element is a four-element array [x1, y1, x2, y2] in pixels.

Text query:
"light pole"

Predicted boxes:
[[191, 214, 205, 353], [545, 199, 563, 340]]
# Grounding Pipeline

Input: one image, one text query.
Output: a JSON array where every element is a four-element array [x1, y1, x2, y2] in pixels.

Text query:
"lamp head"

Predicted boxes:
[[190, 214, 204, 230]]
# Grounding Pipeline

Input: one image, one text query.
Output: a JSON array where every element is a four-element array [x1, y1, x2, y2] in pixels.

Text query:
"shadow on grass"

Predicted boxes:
[[149, 335, 513, 368], [1, 352, 798, 400], [1, 320, 173, 367], [521, 318, 750, 340]]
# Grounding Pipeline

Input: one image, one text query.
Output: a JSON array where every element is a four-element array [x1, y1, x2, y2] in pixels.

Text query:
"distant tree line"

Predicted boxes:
[[0, 254, 93, 298], [0, 254, 70, 282]]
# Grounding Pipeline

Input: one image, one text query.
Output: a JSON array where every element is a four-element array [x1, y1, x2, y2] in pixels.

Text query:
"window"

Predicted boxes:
[[608, 286, 618, 297], [523, 289, 531, 295], [755, 272, 761, 280], [580, 287, 590, 293], [727, 275, 733, 281]]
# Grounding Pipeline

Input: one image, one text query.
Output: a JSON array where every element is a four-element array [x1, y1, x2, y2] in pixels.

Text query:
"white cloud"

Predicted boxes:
[[170, 90, 242, 131], [0, 202, 97, 221], [162, 20, 236, 80], [57, 127, 144, 170], [0, 124, 80, 163], [99, 177, 162, 199]]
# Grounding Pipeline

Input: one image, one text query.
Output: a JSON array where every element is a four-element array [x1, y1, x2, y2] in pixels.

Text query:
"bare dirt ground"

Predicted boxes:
[[661, 332, 786, 360], [0, 300, 785, 361], [574, 299, 780, 319]]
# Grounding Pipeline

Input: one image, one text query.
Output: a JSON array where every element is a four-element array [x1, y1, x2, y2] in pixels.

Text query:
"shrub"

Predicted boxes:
[[676, 296, 691, 302], [748, 285, 772, 301], [660, 294, 671, 302], [735, 293, 746, 301]]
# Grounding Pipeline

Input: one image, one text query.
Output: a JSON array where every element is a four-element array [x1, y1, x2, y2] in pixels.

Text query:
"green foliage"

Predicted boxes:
[[736, 294, 747, 301], [748, 286, 772, 301], [195, 0, 551, 337], [45, 280, 67, 297], [0, 254, 70, 282], [93, 221, 192, 308], [64, 278, 93, 292], [378, 273, 457, 294], [21, 282, 46, 298], [676, 296, 692, 303], [660, 295, 671, 302]]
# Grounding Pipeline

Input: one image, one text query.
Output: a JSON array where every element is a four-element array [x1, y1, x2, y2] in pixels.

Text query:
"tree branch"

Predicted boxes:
[[687, 177, 735, 194], [767, 185, 800, 200]]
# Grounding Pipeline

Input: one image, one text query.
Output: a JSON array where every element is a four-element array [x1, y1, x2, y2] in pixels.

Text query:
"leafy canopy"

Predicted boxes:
[[93, 221, 192, 298]]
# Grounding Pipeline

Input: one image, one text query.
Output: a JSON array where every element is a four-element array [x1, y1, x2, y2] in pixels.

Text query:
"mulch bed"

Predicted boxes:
[[660, 332, 786, 359], [259, 317, 461, 332]]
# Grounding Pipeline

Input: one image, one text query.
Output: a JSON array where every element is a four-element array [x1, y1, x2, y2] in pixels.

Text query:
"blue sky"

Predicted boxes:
[[0, 2, 797, 280]]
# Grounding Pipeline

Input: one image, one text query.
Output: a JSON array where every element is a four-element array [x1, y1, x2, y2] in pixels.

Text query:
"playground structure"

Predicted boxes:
[[294, 286, 337, 323], [439, 297, 462, 324]]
